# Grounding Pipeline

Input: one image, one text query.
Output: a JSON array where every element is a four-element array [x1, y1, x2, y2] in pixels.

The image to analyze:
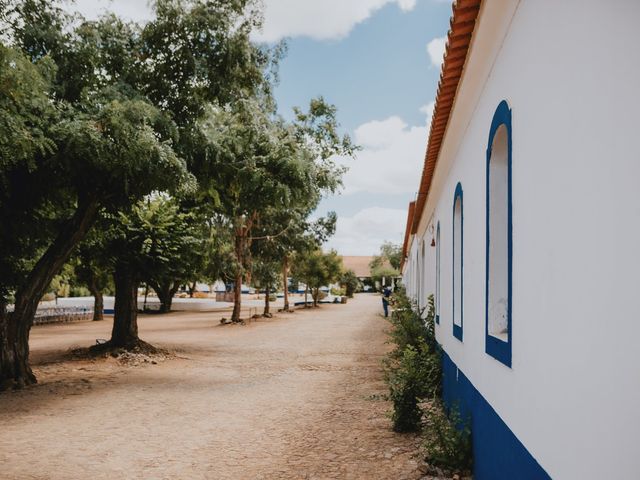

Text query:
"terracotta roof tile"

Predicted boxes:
[[409, 0, 481, 237]]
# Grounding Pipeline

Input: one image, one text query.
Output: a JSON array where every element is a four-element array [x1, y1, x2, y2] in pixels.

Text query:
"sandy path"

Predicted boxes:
[[0, 295, 423, 480]]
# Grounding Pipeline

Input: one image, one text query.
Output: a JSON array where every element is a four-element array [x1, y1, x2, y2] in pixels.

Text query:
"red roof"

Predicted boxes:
[[403, 0, 482, 262]]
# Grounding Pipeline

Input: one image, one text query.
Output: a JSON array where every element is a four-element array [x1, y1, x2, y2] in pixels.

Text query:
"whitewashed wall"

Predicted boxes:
[[404, 1, 640, 478]]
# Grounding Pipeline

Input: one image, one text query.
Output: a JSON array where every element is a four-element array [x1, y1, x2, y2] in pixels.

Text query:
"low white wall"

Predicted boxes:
[[55, 296, 229, 312]]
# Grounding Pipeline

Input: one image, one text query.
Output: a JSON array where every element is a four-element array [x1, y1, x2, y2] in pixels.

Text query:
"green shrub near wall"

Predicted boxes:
[[384, 291, 441, 432], [383, 289, 472, 473]]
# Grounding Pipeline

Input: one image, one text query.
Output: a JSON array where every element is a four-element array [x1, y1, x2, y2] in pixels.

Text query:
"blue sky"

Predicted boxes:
[[265, 0, 451, 254], [72, 0, 452, 255]]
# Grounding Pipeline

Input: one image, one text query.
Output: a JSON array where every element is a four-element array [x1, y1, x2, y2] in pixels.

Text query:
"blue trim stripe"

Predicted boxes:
[[442, 351, 550, 479], [452, 182, 463, 341], [485, 100, 513, 367]]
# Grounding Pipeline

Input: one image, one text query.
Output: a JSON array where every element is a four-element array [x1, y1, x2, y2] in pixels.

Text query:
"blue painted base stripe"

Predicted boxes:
[[442, 352, 550, 480]]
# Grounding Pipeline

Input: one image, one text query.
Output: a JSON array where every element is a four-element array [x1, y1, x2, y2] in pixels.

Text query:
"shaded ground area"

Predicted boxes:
[[0, 294, 425, 479]]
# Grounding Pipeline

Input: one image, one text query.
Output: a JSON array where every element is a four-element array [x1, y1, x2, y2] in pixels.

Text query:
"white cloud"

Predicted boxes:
[[66, 0, 153, 22], [419, 100, 435, 120], [397, 0, 418, 10], [324, 207, 407, 255], [354, 116, 409, 150], [255, 0, 417, 43], [336, 103, 433, 196], [66, 0, 419, 44], [426, 35, 446, 68]]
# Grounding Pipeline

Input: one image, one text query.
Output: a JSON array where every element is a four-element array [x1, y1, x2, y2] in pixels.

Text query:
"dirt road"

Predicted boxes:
[[0, 294, 423, 479]]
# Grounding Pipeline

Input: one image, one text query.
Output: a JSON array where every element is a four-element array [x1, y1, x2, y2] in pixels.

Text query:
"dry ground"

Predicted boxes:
[[0, 294, 427, 480]]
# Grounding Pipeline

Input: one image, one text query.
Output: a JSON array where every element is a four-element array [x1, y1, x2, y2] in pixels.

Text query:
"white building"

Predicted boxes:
[[401, 1, 640, 478]]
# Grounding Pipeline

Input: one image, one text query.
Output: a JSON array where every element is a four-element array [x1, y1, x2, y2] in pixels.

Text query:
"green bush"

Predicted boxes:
[[383, 289, 473, 472], [339, 269, 361, 297], [386, 339, 441, 432], [70, 286, 91, 297], [330, 286, 346, 296], [384, 291, 442, 432], [387, 293, 428, 357], [422, 401, 473, 472]]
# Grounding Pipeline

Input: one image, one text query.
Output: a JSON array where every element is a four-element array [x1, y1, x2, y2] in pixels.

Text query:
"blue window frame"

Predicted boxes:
[[485, 100, 513, 367], [452, 183, 463, 341], [435, 222, 441, 324]]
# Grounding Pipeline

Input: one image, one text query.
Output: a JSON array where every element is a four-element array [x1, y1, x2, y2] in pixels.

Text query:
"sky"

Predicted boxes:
[[68, 0, 452, 255]]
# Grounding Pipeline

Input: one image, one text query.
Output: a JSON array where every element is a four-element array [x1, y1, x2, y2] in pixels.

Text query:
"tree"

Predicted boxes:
[[239, 96, 357, 315], [198, 98, 308, 322], [135, 196, 204, 314], [370, 241, 402, 288], [370, 241, 402, 271], [371, 266, 400, 288], [2, 0, 271, 382], [250, 258, 280, 317], [248, 204, 340, 314], [292, 250, 343, 307], [340, 269, 360, 298], [0, 32, 190, 386], [0, 0, 265, 386], [74, 228, 112, 321]]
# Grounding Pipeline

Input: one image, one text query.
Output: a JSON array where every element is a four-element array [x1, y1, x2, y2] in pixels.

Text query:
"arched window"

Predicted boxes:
[[435, 222, 441, 324], [485, 100, 512, 367], [453, 183, 463, 341]]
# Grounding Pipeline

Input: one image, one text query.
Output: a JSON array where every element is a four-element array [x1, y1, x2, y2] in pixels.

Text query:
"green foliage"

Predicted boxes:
[[74, 223, 113, 296], [292, 249, 343, 306], [0, 0, 264, 305], [387, 291, 431, 359], [251, 258, 280, 293], [141, 0, 267, 121], [0, 0, 356, 382], [386, 340, 441, 432], [201, 216, 237, 284], [370, 266, 400, 287], [110, 195, 204, 288], [339, 269, 360, 297], [48, 261, 93, 298], [383, 291, 473, 470], [0, 45, 56, 176], [330, 286, 346, 296], [422, 401, 473, 472], [370, 241, 402, 273], [384, 291, 442, 432]]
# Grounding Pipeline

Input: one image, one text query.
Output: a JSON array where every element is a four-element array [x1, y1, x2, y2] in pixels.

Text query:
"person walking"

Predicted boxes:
[[382, 285, 392, 317]]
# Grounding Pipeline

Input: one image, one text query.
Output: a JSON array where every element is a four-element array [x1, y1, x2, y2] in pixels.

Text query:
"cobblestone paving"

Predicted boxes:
[[0, 295, 430, 479]]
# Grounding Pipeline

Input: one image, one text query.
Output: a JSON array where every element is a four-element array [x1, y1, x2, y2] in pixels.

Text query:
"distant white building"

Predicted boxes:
[[401, 1, 640, 478]]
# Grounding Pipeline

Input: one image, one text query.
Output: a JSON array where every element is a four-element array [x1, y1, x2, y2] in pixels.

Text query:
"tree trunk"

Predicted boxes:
[[282, 256, 290, 312], [264, 286, 270, 316], [313, 288, 319, 308], [87, 277, 104, 321], [188, 281, 196, 298], [93, 291, 104, 321], [153, 281, 178, 313], [110, 263, 141, 348], [231, 222, 249, 324], [231, 270, 242, 323], [0, 196, 99, 389]]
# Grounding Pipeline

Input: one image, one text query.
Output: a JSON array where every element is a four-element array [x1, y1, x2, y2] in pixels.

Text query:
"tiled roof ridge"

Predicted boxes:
[[407, 0, 482, 249]]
